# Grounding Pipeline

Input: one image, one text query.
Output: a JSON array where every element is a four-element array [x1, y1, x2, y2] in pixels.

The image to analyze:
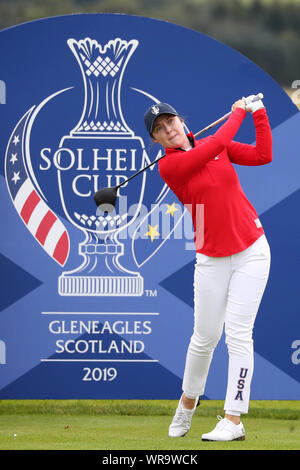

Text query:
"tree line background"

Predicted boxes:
[[1, 0, 300, 88]]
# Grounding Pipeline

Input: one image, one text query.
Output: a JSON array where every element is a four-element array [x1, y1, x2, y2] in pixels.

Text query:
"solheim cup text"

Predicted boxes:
[[39, 146, 162, 196]]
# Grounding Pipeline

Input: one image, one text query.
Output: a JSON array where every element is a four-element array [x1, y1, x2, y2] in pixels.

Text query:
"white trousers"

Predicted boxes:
[[182, 234, 271, 414]]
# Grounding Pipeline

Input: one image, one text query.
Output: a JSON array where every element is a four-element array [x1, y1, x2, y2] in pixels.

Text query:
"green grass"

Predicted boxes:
[[0, 400, 299, 450]]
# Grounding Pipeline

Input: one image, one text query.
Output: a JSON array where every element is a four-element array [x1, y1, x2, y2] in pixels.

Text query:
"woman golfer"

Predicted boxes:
[[143, 95, 272, 441]]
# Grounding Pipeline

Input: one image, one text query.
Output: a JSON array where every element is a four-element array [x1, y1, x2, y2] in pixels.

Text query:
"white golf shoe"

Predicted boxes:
[[168, 396, 199, 437], [202, 415, 245, 441]]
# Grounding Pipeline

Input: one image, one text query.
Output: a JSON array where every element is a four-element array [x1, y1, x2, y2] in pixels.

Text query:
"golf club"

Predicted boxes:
[[94, 93, 263, 210]]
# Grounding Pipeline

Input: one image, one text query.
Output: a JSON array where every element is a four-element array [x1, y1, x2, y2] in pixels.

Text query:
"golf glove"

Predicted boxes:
[[243, 94, 264, 113]]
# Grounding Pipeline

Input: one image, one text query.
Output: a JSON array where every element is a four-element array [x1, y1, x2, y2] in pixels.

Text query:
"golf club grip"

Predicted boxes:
[[252, 92, 264, 101], [116, 93, 264, 189]]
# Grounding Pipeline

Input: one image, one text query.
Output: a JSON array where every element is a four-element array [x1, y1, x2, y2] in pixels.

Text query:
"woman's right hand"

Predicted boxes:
[[231, 99, 246, 112]]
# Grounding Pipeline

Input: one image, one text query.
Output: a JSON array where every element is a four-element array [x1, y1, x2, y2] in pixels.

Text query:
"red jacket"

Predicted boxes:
[[158, 108, 272, 256]]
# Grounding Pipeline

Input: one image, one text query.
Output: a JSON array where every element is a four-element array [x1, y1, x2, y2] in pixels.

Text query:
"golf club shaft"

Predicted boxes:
[[115, 93, 263, 190]]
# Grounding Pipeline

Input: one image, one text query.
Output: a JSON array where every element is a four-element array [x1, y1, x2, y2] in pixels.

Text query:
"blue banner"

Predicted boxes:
[[0, 13, 299, 398]]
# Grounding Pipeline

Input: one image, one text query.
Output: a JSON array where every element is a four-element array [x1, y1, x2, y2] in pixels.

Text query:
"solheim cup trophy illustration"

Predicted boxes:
[[58, 38, 145, 296]]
